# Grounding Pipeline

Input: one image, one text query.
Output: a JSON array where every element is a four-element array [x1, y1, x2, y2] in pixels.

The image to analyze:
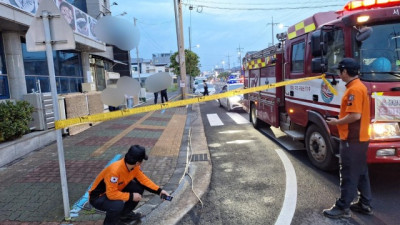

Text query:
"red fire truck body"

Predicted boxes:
[[243, 0, 400, 170]]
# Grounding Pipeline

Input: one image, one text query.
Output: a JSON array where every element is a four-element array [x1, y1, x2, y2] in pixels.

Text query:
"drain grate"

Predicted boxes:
[[191, 153, 208, 162]]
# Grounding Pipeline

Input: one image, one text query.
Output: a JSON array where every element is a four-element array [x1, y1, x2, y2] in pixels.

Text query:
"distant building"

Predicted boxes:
[[152, 53, 172, 67], [131, 55, 174, 84]]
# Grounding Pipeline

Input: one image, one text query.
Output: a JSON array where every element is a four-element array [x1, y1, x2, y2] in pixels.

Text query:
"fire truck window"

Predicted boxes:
[[354, 23, 400, 81], [291, 42, 305, 73], [326, 29, 344, 74]]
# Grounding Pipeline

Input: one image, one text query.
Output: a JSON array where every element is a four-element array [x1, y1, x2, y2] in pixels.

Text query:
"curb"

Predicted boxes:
[[138, 103, 212, 224]]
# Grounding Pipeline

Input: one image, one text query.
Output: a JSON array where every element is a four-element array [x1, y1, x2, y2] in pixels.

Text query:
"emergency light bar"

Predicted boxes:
[[344, 0, 400, 10]]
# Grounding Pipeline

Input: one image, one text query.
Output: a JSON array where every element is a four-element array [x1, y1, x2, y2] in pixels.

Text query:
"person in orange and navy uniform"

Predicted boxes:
[[89, 145, 171, 224], [323, 58, 373, 219]]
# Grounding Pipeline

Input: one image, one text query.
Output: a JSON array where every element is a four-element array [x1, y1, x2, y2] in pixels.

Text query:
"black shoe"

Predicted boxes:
[[323, 205, 351, 219], [350, 201, 373, 215], [120, 211, 143, 222]]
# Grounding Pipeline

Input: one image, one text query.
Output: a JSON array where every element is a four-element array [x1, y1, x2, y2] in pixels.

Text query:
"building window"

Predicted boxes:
[[291, 41, 305, 73], [0, 33, 9, 99], [65, 0, 87, 13], [21, 39, 83, 94]]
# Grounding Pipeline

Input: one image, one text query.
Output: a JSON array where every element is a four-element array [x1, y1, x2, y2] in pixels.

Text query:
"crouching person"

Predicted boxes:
[[89, 145, 171, 224]]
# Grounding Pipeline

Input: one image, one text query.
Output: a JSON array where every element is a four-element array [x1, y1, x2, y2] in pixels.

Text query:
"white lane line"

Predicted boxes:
[[207, 113, 224, 126], [274, 149, 297, 225], [226, 112, 250, 124]]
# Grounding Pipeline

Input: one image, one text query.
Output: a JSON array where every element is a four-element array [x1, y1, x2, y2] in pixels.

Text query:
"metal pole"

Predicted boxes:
[[42, 10, 71, 220], [272, 16, 274, 45], [175, 0, 186, 99], [134, 18, 141, 87], [189, 27, 191, 51]]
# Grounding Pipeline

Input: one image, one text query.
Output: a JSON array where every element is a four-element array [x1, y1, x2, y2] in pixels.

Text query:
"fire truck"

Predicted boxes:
[[243, 0, 400, 170]]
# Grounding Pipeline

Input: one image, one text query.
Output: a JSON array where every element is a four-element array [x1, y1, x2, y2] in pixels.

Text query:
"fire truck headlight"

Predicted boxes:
[[357, 15, 370, 23], [370, 123, 400, 140]]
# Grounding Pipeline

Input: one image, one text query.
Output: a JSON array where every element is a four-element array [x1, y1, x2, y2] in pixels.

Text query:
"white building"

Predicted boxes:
[[0, 0, 131, 101]]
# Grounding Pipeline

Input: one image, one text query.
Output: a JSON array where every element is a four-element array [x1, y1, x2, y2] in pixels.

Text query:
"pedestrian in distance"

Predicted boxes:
[[89, 145, 171, 225], [160, 89, 168, 103], [323, 58, 373, 219], [203, 80, 209, 96], [153, 91, 159, 104]]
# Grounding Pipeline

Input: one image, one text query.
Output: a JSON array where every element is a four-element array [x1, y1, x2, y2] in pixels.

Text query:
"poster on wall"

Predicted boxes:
[[54, 0, 97, 40], [74, 7, 89, 36], [1, 0, 39, 14], [57, 0, 75, 31], [1, 0, 98, 41]]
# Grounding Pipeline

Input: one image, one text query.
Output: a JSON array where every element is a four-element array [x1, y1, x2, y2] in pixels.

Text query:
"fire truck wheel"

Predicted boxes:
[[250, 103, 261, 128], [305, 124, 337, 171]]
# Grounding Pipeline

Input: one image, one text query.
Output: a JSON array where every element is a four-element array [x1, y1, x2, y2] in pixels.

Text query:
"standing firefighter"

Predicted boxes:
[[323, 58, 372, 219]]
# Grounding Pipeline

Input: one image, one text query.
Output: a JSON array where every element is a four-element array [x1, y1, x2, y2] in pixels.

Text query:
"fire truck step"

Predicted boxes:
[[283, 130, 304, 141]]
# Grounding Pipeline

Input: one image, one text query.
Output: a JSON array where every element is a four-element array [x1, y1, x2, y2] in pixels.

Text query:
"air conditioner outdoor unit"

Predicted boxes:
[[81, 82, 96, 92]]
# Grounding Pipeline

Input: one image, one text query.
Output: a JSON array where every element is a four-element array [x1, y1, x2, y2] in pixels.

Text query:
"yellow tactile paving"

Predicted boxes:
[[150, 112, 187, 157], [91, 111, 155, 157]]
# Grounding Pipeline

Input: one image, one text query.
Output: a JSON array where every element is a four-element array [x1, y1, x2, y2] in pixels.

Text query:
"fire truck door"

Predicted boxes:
[[259, 66, 281, 127]]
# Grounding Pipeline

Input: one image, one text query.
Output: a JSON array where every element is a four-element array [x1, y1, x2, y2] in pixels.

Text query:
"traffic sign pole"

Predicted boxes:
[[42, 10, 71, 220]]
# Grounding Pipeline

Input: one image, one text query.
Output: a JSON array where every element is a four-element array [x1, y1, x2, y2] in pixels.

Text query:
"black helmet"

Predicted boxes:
[[125, 145, 148, 165]]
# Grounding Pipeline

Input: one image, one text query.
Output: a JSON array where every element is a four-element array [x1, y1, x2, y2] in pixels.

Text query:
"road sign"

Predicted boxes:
[[26, 0, 75, 52]]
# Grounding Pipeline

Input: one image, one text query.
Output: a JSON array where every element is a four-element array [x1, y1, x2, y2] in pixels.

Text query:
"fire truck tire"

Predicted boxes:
[[305, 124, 338, 171], [250, 103, 261, 128]]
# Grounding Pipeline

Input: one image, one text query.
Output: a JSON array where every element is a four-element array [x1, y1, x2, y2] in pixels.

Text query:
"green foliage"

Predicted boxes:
[[218, 72, 230, 80], [167, 83, 178, 92], [0, 100, 34, 142], [170, 50, 200, 78]]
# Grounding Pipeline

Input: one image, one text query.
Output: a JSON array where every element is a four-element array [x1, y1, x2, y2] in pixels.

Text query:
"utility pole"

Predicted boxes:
[[134, 18, 141, 86], [237, 45, 244, 70], [226, 53, 231, 71], [174, 0, 187, 99], [267, 16, 279, 45]]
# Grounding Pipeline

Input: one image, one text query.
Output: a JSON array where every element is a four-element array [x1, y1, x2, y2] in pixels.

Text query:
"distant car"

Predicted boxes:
[[218, 83, 244, 111], [194, 83, 216, 96], [227, 79, 239, 84]]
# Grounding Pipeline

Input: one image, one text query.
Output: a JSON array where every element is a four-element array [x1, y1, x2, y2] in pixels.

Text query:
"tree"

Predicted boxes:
[[218, 72, 230, 80], [169, 50, 200, 78]]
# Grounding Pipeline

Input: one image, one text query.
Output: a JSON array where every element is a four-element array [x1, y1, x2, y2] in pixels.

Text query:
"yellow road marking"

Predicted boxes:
[[150, 113, 187, 157], [91, 111, 155, 157]]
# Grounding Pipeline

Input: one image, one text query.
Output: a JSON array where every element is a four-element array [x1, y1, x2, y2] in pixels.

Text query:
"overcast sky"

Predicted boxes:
[[111, 0, 349, 72]]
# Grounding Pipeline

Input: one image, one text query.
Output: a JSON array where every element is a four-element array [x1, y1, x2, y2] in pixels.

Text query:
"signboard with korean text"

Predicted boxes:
[[374, 95, 400, 121]]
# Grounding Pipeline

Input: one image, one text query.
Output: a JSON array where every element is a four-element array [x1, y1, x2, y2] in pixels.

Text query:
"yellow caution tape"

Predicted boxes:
[[55, 74, 336, 129]]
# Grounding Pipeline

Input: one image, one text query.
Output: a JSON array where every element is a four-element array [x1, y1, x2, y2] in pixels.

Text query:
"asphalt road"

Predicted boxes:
[[177, 99, 400, 225]]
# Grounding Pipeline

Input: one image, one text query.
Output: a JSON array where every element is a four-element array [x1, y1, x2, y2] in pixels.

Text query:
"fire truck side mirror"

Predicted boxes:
[[355, 27, 373, 42], [310, 30, 328, 57], [311, 57, 327, 73]]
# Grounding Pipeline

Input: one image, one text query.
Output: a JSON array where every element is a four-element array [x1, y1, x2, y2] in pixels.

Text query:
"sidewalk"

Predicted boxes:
[[0, 93, 211, 225]]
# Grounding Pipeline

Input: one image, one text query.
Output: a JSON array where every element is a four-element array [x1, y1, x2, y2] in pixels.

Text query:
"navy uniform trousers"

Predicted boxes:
[[335, 140, 372, 209], [90, 180, 144, 225]]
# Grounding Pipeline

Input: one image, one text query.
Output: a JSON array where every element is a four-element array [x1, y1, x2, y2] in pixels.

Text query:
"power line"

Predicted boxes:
[[185, 0, 341, 6], [181, 3, 343, 11]]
